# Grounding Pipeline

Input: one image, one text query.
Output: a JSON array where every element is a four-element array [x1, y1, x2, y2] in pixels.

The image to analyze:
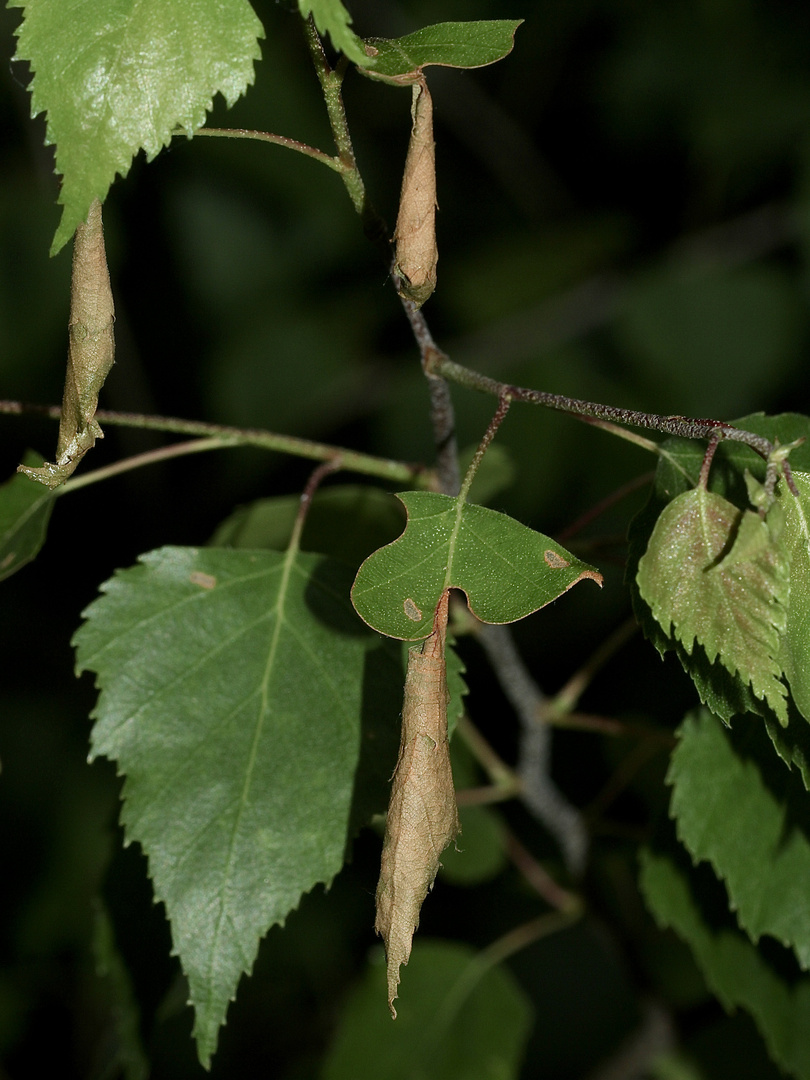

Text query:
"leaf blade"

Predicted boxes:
[[74, 546, 380, 1066], [352, 491, 602, 640], [640, 840, 810, 1080], [10, 0, 264, 253], [360, 20, 523, 80], [636, 487, 789, 723], [669, 710, 810, 969]]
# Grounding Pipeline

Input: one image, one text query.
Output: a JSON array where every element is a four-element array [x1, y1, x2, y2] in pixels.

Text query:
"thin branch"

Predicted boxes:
[[428, 353, 777, 461], [0, 400, 427, 486], [303, 17, 389, 252], [57, 437, 230, 494], [289, 457, 344, 551], [456, 713, 520, 795], [397, 289, 461, 495], [555, 471, 655, 543], [185, 126, 344, 172], [505, 830, 581, 913], [426, 907, 582, 1053], [476, 623, 590, 877], [458, 396, 511, 504]]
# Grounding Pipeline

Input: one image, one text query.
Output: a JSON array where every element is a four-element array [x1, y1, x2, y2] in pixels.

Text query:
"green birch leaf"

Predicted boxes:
[[640, 842, 810, 1080], [213, 488, 467, 816], [73, 546, 386, 1067], [10, 0, 264, 254], [359, 20, 523, 81], [0, 453, 55, 581], [637, 487, 789, 724], [669, 709, 810, 968], [321, 941, 533, 1080], [298, 0, 368, 66], [351, 491, 602, 641], [627, 414, 810, 731]]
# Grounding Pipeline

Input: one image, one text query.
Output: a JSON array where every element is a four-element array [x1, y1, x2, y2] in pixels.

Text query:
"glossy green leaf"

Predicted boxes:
[[0, 454, 54, 581], [640, 842, 810, 1080], [359, 20, 523, 81], [637, 486, 789, 724], [298, 0, 368, 66], [351, 491, 602, 641], [669, 710, 810, 968], [74, 546, 391, 1067], [10, 0, 264, 253], [321, 941, 533, 1080]]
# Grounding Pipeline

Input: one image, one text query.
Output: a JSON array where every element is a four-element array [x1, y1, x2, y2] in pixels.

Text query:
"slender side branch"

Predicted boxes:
[[397, 295, 461, 495], [0, 400, 425, 486], [303, 17, 389, 253], [188, 127, 345, 172], [289, 458, 344, 551], [458, 396, 511, 503], [427, 353, 794, 485], [57, 437, 232, 494]]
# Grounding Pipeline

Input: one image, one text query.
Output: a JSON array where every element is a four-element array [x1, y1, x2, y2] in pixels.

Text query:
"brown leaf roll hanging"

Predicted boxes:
[[20, 198, 115, 487], [393, 76, 438, 308], [375, 590, 459, 1016]]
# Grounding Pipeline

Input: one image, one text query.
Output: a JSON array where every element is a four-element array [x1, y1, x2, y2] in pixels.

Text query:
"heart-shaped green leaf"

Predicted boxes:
[[359, 21, 523, 82], [351, 491, 602, 640], [637, 486, 789, 724], [74, 545, 397, 1066]]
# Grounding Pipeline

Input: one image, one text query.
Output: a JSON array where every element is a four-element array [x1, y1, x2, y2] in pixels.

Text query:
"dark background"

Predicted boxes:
[[2, 0, 810, 1076]]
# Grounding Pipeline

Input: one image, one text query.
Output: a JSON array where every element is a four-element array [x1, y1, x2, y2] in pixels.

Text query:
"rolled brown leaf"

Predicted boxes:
[[393, 77, 438, 308], [375, 590, 459, 1016], [20, 198, 115, 487]]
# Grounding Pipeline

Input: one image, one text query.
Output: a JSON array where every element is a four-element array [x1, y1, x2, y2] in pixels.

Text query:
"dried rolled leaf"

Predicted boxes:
[[393, 77, 438, 308], [375, 590, 459, 1016], [20, 199, 115, 487]]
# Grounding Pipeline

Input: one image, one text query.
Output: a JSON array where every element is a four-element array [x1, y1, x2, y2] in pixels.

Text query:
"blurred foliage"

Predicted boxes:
[[2, 0, 810, 1076]]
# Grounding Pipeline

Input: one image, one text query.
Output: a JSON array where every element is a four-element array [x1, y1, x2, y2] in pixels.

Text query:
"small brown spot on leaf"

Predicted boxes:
[[403, 598, 422, 621], [189, 572, 217, 589], [544, 549, 570, 569], [1, 552, 15, 571], [364, 43, 379, 56]]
